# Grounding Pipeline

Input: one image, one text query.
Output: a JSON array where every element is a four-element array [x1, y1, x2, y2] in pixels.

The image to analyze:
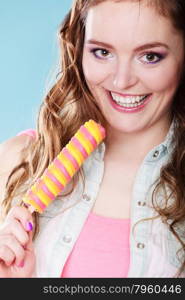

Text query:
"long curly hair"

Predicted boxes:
[[1, 0, 185, 276]]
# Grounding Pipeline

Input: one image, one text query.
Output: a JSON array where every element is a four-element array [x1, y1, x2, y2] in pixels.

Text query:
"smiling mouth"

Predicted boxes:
[[109, 91, 151, 108]]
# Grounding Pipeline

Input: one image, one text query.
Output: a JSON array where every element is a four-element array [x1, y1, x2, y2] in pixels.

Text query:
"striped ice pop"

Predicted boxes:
[[23, 120, 106, 213]]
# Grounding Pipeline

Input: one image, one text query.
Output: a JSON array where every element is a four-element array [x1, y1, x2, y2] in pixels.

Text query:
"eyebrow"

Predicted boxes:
[[86, 39, 169, 51]]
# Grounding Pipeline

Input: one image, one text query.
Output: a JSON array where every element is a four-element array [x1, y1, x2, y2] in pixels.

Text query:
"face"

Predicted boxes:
[[82, 0, 184, 136]]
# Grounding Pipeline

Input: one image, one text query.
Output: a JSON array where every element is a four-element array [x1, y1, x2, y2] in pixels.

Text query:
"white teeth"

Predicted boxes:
[[110, 92, 148, 108]]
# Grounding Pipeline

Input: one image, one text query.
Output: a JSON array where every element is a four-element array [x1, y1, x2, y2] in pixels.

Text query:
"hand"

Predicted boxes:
[[0, 206, 35, 277]]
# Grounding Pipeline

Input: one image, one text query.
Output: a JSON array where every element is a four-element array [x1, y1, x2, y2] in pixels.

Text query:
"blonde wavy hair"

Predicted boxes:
[[1, 0, 185, 276]]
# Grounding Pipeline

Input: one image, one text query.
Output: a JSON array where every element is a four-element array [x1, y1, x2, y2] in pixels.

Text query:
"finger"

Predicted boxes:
[[0, 235, 25, 267], [0, 245, 15, 266], [25, 232, 34, 252], [6, 206, 34, 232], [6, 219, 30, 247]]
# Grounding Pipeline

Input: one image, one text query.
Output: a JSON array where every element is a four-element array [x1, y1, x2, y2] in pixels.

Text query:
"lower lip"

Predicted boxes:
[[108, 92, 152, 113]]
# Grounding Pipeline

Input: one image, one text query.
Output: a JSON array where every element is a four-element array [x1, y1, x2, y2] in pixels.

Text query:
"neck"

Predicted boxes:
[[105, 116, 172, 163]]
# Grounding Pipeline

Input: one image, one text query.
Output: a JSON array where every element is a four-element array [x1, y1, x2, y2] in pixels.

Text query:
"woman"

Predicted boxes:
[[0, 0, 185, 277]]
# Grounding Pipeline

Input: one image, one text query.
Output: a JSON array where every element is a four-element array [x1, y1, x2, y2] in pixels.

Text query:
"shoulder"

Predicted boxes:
[[0, 134, 34, 174], [0, 134, 35, 203]]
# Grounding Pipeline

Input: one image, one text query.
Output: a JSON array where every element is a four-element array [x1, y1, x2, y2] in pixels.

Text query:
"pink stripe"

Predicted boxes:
[[80, 126, 97, 148], [71, 137, 88, 159], [54, 158, 71, 181], [98, 124, 106, 139], [45, 170, 64, 190], [28, 190, 46, 211], [62, 148, 79, 170], [37, 178, 55, 201]]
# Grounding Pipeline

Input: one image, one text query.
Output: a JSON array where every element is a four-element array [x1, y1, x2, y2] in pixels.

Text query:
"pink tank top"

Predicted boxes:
[[17, 129, 36, 139], [62, 212, 130, 278]]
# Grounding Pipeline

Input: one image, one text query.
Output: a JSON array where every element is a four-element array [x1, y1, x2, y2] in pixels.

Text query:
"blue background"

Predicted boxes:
[[0, 0, 72, 142]]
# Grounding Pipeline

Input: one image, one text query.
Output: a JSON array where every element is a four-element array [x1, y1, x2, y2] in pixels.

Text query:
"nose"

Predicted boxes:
[[112, 59, 138, 90]]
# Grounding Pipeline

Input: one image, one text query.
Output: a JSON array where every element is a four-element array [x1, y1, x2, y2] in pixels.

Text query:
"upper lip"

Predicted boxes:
[[109, 91, 151, 97]]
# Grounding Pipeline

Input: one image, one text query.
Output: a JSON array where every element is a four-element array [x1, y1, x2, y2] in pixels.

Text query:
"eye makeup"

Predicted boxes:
[[89, 48, 114, 60], [138, 51, 167, 64], [87, 46, 167, 65]]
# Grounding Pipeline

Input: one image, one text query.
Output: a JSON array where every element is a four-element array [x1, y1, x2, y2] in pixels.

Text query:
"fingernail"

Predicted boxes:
[[17, 260, 24, 268], [26, 221, 33, 231]]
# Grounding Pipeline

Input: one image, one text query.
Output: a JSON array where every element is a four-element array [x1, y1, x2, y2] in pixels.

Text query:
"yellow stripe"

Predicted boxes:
[[48, 163, 68, 186], [84, 122, 99, 144], [31, 185, 52, 206], [57, 152, 76, 177], [85, 121, 102, 144], [22, 195, 43, 213], [79, 128, 94, 151], [75, 131, 92, 155], [66, 143, 83, 166], [41, 175, 60, 196]]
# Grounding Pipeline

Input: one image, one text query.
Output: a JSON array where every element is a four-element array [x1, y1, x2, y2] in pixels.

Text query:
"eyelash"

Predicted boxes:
[[140, 52, 165, 64], [90, 48, 165, 64], [90, 48, 113, 60]]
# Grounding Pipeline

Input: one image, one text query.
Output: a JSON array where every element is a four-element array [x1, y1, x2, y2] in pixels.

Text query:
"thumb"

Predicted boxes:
[[21, 232, 35, 277], [25, 231, 34, 252]]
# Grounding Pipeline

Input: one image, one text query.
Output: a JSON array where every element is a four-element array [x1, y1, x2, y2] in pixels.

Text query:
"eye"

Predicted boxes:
[[90, 48, 114, 60], [139, 52, 165, 64]]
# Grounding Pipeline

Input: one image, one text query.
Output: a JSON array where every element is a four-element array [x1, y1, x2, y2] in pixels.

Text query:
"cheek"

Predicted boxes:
[[139, 64, 181, 93], [82, 52, 111, 85]]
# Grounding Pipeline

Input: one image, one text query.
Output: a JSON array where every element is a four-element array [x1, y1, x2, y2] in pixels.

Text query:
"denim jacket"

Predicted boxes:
[[33, 123, 185, 277]]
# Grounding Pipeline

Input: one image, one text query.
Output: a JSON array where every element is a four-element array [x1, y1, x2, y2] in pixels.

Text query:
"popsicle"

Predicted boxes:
[[22, 120, 106, 213]]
